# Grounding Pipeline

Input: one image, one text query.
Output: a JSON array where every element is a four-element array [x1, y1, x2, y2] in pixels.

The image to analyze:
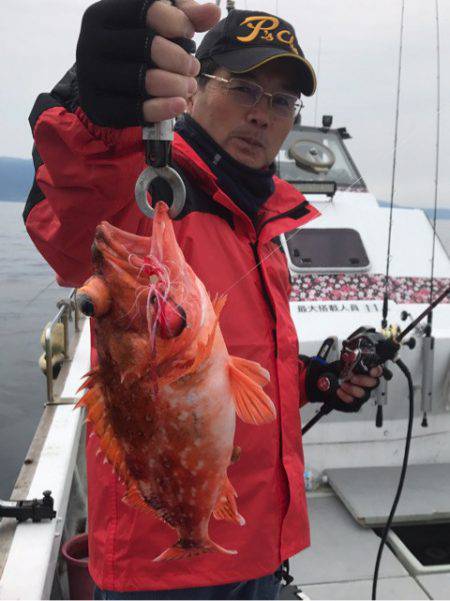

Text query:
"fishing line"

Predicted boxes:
[[371, 358, 413, 600], [428, 0, 441, 319], [382, 0, 405, 330], [24, 279, 56, 308]]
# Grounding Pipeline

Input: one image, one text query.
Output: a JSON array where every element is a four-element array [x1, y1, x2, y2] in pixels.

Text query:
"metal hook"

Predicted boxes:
[[135, 164, 186, 219], [135, 121, 186, 219]]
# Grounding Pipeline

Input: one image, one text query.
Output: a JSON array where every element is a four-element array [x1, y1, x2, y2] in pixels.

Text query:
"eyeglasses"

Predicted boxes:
[[201, 74, 304, 119]]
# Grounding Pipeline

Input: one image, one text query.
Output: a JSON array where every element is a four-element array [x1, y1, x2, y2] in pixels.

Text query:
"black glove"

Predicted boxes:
[[305, 357, 373, 413], [76, 0, 195, 128]]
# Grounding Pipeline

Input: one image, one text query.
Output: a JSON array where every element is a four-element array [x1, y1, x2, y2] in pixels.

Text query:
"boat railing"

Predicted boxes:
[[43, 289, 81, 405]]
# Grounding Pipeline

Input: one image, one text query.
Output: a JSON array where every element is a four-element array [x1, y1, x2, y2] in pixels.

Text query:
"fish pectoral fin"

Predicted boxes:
[[213, 477, 245, 526], [229, 356, 270, 387], [228, 356, 276, 425]]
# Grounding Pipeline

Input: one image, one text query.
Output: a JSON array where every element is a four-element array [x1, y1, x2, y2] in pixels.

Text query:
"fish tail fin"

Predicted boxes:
[[228, 356, 276, 425], [153, 539, 237, 562], [213, 477, 246, 526]]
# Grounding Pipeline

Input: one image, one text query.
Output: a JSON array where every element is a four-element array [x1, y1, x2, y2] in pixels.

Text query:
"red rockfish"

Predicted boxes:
[[76, 202, 276, 561]]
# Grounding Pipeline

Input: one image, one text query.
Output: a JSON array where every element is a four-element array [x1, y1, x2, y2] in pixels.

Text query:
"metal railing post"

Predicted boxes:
[[43, 289, 83, 405]]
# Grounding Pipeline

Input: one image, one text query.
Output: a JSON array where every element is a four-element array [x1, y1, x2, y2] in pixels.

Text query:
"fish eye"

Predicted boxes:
[[149, 294, 157, 305]]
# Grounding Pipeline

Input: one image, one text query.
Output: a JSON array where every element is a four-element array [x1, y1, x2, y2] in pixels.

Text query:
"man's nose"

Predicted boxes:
[[246, 95, 271, 128]]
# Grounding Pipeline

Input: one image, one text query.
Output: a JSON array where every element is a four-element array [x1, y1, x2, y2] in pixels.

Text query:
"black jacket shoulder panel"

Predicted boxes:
[[174, 163, 234, 229], [26, 66, 80, 223], [23, 175, 45, 224], [29, 65, 79, 131]]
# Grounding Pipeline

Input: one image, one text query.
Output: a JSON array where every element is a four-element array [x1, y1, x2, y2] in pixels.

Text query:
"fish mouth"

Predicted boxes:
[[93, 204, 170, 279], [92, 211, 187, 339], [93, 223, 165, 283], [94, 223, 151, 263]]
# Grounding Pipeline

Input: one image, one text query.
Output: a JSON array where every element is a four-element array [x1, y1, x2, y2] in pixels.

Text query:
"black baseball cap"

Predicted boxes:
[[196, 10, 316, 96]]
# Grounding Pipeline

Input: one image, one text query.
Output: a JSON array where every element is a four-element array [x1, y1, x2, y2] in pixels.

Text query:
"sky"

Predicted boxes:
[[1, 0, 449, 209]]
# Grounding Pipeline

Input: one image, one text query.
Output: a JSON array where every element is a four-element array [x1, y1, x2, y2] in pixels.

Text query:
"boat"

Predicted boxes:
[[0, 109, 448, 600], [277, 117, 450, 600]]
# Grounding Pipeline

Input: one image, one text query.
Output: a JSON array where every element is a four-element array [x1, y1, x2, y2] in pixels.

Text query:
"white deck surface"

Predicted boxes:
[[417, 573, 450, 599], [326, 464, 450, 526], [301, 576, 429, 600], [289, 495, 408, 586]]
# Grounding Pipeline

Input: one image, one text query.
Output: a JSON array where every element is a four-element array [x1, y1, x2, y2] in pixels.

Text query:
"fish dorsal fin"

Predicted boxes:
[[211, 293, 227, 317], [213, 476, 245, 526], [75, 383, 155, 516], [228, 356, 276, 425], [77, 368, 100, 393]]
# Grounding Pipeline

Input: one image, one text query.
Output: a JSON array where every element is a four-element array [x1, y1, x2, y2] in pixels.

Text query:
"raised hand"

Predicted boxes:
[[76, 0, 220, 127]]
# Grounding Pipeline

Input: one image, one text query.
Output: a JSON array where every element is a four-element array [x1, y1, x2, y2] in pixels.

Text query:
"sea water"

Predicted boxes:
[[0, 201, 62, 499]]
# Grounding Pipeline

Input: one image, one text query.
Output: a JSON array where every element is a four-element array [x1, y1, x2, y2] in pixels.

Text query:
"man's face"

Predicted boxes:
[[188, 60, 300, 169]]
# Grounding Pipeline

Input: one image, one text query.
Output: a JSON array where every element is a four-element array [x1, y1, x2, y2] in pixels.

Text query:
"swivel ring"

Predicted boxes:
[[135, 165, 186, 219]]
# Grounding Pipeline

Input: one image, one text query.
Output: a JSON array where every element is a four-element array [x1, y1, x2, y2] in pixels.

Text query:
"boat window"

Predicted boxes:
[[277, 127, 367, 192], [283, 228, 370, 272]]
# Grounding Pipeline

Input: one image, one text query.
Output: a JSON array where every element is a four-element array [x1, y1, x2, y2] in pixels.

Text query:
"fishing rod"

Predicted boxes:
[[420, 0, 442, 429], [301, 285, 450, 436], [373, 0, 406, 432], [216, 0, 235, 12]]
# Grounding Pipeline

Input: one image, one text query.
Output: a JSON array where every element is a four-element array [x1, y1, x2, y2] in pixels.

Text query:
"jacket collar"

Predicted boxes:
[[172, 132, 320, 242]]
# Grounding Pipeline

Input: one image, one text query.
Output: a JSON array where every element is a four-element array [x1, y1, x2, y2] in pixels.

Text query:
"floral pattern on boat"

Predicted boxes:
[[289, 274, 450, 304]]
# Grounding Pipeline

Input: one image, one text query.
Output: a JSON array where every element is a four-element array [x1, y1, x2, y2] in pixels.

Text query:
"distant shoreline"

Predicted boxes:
[[3, 197, 450, 219]]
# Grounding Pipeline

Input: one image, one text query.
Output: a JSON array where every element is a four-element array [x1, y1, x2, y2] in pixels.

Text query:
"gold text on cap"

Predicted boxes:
[[236, 16, 299, 55]]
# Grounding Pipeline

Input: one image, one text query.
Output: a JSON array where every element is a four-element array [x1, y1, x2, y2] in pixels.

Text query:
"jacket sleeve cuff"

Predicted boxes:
[[75, 107, 142, 153], [299, 356, 309, 407]]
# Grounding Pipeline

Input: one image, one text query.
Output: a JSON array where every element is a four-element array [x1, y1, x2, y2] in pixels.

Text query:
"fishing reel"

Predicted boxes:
[[303, 327, 410, 433], [311, 327, 400, 404], [339, 326, 400, 380]]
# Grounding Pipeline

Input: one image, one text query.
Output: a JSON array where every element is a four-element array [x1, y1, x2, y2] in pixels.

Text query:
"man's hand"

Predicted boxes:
[[143, 0, 220, 122], [337, 365, 383, 406], [305, 358, 383, 413], [76, 0, 220, 127]]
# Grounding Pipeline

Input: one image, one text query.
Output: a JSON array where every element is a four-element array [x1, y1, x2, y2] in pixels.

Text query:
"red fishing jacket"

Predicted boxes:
[[25, 71, 319, 591]]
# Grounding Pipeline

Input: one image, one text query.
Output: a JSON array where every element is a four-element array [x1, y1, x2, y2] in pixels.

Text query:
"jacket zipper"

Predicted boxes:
[[250, 201, 311, 359], [250, 242, 278, 357]]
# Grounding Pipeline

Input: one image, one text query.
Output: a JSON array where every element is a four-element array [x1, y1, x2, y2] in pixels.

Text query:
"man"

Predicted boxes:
[[24, 1, 381, 599]]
